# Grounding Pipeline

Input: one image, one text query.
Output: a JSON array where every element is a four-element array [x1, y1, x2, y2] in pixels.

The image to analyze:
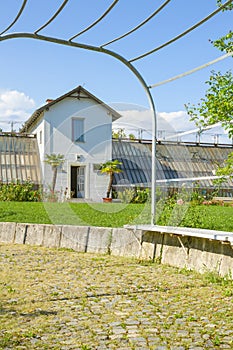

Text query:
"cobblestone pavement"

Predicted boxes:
[[0, 244, 233, 350]]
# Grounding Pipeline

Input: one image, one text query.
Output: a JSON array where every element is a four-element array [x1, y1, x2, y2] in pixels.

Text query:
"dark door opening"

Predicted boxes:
[[71, 166, 85, 198]]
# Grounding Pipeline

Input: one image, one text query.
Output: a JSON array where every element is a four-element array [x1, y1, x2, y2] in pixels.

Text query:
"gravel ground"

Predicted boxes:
[[0, 243, 233, 350]]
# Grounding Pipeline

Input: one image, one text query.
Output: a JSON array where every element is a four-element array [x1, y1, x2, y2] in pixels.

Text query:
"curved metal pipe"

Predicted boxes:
[[34, 0, 70, 34], [130, 0, 233, 62], [69, 0, 119, 41], [0, 32, 157, 224], [101, 0, 171, 48], [0, 0, 28, 36]]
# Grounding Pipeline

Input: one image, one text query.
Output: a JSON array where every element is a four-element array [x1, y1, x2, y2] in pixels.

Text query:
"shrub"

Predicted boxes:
[[132, 188, 150, 203], [0, 180, 41, 202], [190, 190, 205, 205], [117, 188, 135, 203], [117, 188, 150, 204]]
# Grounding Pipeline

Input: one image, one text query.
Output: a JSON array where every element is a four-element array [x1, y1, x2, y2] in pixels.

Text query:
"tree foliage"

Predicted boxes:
[[216, 152, 233, 178], [185, 70, 233, 137], [44, 153, 65, 191], [217, 0, 233, 11], [112, 128, 126, 139], [185, 70, 233, 178], [185, 1, 233, 179], [100, 159, 122, 198], [211, 31, 233, 53], [212, 2, 233, 53], [112, 128, 136, 140]]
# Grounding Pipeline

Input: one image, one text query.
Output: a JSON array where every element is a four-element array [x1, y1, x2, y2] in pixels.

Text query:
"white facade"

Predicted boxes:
[[22, 87, 120, 201]]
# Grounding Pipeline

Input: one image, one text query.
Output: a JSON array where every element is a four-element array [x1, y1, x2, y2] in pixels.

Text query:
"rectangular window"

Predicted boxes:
[[72, 118, 85, 142], [39, 130, 42, 144]]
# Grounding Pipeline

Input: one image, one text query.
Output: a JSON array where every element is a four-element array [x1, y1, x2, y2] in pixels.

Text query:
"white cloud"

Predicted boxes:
[[0, 90, 35, 131], [113, 109, 195, 139], [113, 108, 232, 144]]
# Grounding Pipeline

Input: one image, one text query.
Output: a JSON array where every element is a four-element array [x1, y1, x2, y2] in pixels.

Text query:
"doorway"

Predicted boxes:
[[71, 166, 85, 198]]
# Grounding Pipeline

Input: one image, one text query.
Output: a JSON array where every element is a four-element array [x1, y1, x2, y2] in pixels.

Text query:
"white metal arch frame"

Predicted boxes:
[[0, 0, 231, 225]]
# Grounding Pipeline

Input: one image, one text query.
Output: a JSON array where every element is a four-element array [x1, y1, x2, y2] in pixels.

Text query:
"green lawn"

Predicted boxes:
[[181, 204, 233, 231], [0, 201, 232, 231], [0, 202, 148, 227]]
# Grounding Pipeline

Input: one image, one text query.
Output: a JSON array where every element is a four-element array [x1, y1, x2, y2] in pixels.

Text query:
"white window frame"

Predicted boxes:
[[72, 117, 85, 143]]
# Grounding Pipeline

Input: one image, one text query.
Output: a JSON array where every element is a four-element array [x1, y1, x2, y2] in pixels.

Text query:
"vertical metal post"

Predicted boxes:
[[151, 113, 157, 225], [148, 95, 157, 225]]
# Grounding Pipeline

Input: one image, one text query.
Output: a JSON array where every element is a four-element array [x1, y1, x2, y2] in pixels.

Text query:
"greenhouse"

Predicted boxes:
[[0, 133, 41, 187]]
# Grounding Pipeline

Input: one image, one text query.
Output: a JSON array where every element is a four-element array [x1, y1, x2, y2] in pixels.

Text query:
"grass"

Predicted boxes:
[[0, 201, 232, 231], [181, 204, 233, 231], [0, 201, 149, 227]]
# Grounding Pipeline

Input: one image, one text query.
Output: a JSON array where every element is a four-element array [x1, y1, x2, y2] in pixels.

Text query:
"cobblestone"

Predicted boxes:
[[0, 243, 233, 349]]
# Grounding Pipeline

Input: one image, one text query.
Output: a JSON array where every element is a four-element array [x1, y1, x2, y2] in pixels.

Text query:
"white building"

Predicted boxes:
[[21, 86, 121, 201]]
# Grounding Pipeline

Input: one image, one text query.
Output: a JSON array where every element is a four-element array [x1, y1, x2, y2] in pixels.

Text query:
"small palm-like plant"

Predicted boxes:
[[44, 153, 65, 191], [100, 159, 122, 198]]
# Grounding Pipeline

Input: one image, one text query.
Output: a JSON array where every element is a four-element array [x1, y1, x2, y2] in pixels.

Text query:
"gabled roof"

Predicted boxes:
[[20, 85, 122, 133]]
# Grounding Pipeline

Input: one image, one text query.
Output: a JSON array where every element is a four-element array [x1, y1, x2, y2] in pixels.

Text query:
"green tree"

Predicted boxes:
[[185, 2, 233, 179], [211, 31, 233, 53], [100, 159, 122, 198], [112, 128, 126, 139], [216, 152, 233, 179], [129, 133, 136, 140], [44, 153, 65, 191], [185, 70, 233, 137], [185, 70, 233, 179], [216, 0, 233, 11]]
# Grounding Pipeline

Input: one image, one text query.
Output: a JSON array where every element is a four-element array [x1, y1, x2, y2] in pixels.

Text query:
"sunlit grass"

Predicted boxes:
[[0, 201, 232, 231]]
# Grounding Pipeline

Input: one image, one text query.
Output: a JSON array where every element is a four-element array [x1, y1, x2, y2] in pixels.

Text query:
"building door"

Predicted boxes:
[[71, 166, 85, 198]]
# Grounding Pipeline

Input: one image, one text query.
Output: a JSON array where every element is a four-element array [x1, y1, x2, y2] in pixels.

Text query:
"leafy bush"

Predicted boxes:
[[117, 188, 150, 204], [0, 181, 41, 202], [117, 188, 135, 203], [132, 188, 150, 203], [190, 190, 205, 205]]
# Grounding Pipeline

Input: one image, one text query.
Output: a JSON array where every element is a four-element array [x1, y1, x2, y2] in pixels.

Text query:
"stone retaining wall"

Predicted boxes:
[[0, 222, 232, 277]]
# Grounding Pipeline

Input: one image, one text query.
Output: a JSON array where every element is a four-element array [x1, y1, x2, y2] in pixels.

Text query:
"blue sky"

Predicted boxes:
[[0, 0, 232, 142]]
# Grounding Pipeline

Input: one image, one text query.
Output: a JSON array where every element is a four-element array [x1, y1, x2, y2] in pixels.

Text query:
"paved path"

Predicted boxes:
[[0, 244, 232, 349]]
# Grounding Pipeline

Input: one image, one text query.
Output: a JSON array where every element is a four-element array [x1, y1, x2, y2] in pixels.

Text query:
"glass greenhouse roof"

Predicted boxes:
[[112, 139, 233, 191]]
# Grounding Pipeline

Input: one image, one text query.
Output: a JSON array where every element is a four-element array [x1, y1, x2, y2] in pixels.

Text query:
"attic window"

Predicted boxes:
[[72, 118, 85, 143]]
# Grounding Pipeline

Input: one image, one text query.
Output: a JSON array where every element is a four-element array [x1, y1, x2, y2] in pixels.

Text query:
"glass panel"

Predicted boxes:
[[72, 118, 84, 142], [2, 166, 6, 182], [77, 166, 85, 198]]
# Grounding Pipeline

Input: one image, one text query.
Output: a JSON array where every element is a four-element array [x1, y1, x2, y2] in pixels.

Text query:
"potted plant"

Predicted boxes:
[[100, 159, 122, 202]]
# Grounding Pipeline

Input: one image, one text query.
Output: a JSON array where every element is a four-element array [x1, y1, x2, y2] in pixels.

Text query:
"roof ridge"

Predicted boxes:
[[20, 86, 121, 133]]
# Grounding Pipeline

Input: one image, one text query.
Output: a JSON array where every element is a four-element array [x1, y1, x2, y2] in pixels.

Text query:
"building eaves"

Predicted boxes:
[[20, 85, 122, 133]]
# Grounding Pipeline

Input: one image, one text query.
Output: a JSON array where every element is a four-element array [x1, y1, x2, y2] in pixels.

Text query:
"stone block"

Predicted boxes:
[[60, 225, 89, 252], [161, 234, 189, 268], [25, 224, 44, 246], [0, 222, 16, 243], [140, 231, 164, 260], [43, 225, 62, 248], [15, 223, 28, 244], [111, 228, 142, 258], [86, 227, 112, 254], [188, 237, 233, 276]]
